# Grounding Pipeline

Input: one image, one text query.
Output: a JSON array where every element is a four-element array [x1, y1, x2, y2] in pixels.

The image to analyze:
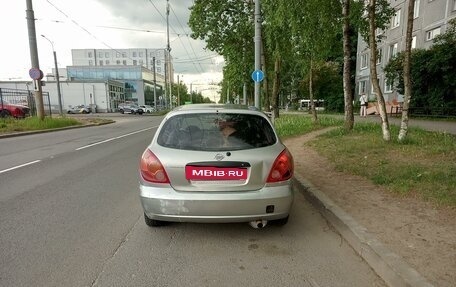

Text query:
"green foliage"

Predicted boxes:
[[189, 0, 254, 104], [299, 62, 345, 112], [0, 117, 81, 133], [358, 0, 395, 44], [189, 0, 351, 110], [275, 114, 343, 138], [307, 122, 456, 206]]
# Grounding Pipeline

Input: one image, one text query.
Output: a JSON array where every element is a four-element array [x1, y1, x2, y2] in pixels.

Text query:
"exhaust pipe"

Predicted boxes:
[[249, 220, 268, 229]]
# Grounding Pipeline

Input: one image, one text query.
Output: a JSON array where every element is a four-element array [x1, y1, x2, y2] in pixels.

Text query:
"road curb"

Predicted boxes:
[[293, 174, 434, 287], [0, 121, 113, 139]]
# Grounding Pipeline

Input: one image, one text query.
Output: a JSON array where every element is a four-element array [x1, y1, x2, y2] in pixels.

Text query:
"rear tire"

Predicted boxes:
[[144, 213, 168, 227], [0, 110, 11, 118]]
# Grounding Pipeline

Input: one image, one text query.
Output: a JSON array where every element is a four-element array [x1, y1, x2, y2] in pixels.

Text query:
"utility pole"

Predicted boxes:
[[41, 35, 63, 116], [254, 0, 262, 109], [166, 0, 172, 109], [177, 74, 180, 106], [26, 0, 45, 119], [153, 56, 157, 111]]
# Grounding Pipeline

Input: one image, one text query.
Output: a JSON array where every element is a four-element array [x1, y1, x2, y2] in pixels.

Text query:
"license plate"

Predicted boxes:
[[185, 166, 248, 180]]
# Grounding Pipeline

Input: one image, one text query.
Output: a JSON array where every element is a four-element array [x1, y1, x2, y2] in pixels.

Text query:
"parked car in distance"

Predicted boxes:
[[139, 105, 155, 113], [119, 104, 144, 115], [139, 104, 294, 228], [67, 105, 91, 114], [0, 100, 31, 118]]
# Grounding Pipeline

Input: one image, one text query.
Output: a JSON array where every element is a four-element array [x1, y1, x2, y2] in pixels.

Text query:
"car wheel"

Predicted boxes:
[[271, 215, 289, 226], [82, 110, 88, 114], [0, 110, 11, 118], [120, 110, 124, 114], [144, 213, 168, 227]]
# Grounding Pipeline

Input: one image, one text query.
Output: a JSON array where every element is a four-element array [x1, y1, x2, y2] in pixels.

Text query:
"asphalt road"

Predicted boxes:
[[0, 115, 385, 287]]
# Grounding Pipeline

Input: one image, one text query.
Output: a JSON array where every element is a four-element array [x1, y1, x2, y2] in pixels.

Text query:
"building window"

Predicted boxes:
[[360, 54, 368, 69], [377, 49, 382, 65], [426, 27, 441, 41], [385, 80, 393, 93], [116, 52, 120, 58], [139, 59, 144, 66], [157, 67, 162, 73], [414, 0, 420, 18], [88, 52, 93, 58], [89, 60, 93, 66], [99, 60, 103, 66], [139, 52, 143, 57], [133, 60, 137, 65], [116, 60, 121, 65], [122, 52, 127, 58], [133, 52, 137, 57], [371, 78, 380, 95], [150, 60, 154, 65], [98, 52, 103, 58], [412, 36, 417, 49], [123, 60, 127, 65], [105, 60, 110, 65], [156, 60, 161, 65], [391, 9, 401, 28], [105, 52, 109, 58], [389, 43, 398, 60], [359, 80, 367, 94]]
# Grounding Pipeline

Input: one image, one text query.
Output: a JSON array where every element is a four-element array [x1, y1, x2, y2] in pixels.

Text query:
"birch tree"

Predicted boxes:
[[360, 0, 395, 141], [398, 0, 415, 142]]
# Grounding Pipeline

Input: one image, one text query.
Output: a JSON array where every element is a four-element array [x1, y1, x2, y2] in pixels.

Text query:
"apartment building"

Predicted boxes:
[[355, 0, 456, 102]]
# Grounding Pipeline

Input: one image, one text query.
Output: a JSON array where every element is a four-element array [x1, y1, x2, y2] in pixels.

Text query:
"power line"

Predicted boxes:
[[170, 5, 205, 74]]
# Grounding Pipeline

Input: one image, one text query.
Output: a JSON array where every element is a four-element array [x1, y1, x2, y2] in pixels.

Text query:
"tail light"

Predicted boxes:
[[140, 149, 170, 183], [267, 149, 294, 183]]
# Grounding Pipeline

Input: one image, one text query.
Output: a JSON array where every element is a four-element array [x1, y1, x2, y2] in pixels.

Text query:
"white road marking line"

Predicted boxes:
[[0, 160, 41, 175], [75, 127, 154, 151]]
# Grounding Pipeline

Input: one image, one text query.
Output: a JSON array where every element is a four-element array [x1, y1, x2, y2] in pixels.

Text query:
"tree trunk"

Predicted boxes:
[[368, 0, 390, 141], [261, 37, 270, 111], [309, 58, 318, 123], [272, 47, 281, 119], [398, 0, 415, 142], [342, 0, 354, 131]]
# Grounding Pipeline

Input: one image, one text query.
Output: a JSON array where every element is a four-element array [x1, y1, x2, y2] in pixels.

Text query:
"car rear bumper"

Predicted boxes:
[[140, 183, 294, 223]]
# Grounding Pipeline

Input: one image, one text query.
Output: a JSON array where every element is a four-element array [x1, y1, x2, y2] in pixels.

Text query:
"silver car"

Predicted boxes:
[[139, 104, 294, 228]]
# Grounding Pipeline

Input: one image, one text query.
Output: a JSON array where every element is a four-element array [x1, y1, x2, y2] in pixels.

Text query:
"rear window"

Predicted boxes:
[[157, 113, 277, 151]]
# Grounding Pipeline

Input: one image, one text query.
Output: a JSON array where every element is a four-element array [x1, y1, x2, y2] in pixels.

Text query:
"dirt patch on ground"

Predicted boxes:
[[284, 130, 456, 287]]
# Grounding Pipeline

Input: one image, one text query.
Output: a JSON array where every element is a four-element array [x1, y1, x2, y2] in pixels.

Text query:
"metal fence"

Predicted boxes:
[[0, 88, 51, 117], [390, 105, 456, 118]]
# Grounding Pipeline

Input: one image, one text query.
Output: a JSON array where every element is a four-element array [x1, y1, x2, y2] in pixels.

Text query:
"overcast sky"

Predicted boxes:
[[0, 0, 224, 88]]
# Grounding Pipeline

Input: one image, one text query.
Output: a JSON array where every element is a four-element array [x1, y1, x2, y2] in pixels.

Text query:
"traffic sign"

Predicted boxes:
[[251, 70, 264, 82], [29, 68, 43, 80]]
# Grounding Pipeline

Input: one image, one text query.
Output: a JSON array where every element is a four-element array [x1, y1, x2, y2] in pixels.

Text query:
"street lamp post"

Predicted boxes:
[[41, 35, 63, 116]]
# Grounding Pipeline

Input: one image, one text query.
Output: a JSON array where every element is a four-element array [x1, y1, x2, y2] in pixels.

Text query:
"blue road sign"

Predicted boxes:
[[29, 68, 43, 80], [251, 70, 264, 82]]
